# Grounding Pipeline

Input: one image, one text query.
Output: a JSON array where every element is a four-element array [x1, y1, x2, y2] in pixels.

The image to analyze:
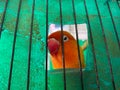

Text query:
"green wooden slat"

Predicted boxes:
[[0, 0, 19, 90], [108, 1, 120, 45], [48, 0, 60, 24], [0, 0, 5, 21], [10, 0, 31, 89], [29, 0, 46, 89], [0, 31, 13, 90], [108, 2, 120, 89], [106, 1, 120, 89]]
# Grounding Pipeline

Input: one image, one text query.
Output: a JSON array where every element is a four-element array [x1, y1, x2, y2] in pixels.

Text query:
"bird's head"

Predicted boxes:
[[47, 31, 75, 55]]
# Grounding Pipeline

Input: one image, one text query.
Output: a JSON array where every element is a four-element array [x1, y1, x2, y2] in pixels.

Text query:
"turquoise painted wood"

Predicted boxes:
[[0, 0, 120, 90]]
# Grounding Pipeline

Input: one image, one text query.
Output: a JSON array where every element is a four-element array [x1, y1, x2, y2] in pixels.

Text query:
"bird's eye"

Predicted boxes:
[[63, 35, 69, 42]]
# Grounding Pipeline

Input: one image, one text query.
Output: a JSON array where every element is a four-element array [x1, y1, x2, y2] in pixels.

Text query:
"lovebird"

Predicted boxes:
[[48, 31, 88, 69]]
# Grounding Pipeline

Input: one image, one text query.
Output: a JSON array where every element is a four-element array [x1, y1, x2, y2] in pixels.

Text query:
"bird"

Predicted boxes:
[[47, 31, 88, 69]]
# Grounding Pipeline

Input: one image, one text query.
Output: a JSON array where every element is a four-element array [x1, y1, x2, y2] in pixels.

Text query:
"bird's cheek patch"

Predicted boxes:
[[48, 38, 60, 55]]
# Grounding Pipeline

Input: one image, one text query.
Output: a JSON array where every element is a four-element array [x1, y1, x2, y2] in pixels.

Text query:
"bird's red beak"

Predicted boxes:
[[48, 38, 60, 55]]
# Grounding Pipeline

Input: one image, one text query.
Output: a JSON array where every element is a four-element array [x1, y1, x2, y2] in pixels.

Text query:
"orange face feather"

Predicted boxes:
[[48, 31, 86, 69]]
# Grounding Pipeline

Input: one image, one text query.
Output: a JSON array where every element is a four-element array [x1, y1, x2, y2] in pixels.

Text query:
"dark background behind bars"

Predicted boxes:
[[0, 0, 120, 90]]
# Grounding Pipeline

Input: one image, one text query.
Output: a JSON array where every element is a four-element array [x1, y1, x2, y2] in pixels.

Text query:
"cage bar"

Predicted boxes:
[[71, 0, 84, 90], [59, 0, 67, 90], [8, 0, 22, 89], [84, 0, 100, 89], [0, 0, 8, 38], [107, 2, 120, 49], [26, 0, 35, 90], [45, 0, 49, 90]]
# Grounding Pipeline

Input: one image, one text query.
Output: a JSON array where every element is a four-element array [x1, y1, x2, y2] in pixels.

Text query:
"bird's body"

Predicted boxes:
[[48, 31, 87, 69]]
